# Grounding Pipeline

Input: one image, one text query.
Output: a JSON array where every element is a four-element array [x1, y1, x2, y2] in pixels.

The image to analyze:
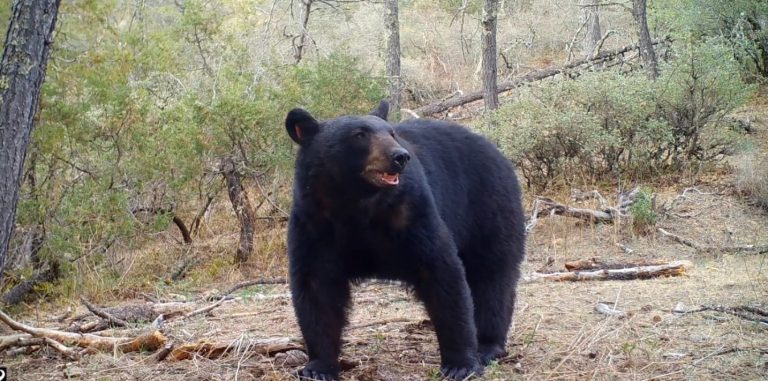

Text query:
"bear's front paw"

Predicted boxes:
[[440, 363, 484, 380], [478, 343, 508, 365], [296, 361, 339, 381]]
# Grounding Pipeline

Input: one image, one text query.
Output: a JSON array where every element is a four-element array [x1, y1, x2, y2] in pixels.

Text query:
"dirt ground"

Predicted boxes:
[[4, 102, 768, 381]]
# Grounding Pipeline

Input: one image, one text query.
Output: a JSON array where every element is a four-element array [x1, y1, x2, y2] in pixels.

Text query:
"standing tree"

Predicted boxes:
[[582, 0, 602, 58], [385, 0, 402, 119], [481, 0, 499, 111], [0, 0, 61, 281], [632, 0, 658, 79], [293, 0, 314, 64]]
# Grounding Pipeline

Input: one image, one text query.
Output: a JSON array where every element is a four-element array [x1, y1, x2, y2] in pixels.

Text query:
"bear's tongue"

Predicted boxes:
[[380, 172, 399, 185]]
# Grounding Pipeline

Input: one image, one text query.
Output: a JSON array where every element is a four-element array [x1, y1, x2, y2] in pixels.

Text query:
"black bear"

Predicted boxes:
[[285, 101, 525, 380]]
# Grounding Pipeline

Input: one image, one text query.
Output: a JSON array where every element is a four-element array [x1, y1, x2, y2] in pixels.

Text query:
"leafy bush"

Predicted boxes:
[[629, 187, 657, 233], [653, 0, 768, 79], [278, 53, 387, 119], [484, 41, 754, 190]]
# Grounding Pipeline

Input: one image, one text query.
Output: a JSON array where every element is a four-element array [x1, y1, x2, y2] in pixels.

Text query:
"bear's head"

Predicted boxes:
[[285, 101, 411, 190]]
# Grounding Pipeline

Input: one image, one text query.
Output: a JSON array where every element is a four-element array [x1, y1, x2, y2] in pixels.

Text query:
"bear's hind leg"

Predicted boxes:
[[464, 242, 522, 365]]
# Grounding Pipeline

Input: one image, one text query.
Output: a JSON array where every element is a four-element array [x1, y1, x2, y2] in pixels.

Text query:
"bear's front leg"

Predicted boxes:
[[413, 253, 484, 380], [290, 267, 350, 381]]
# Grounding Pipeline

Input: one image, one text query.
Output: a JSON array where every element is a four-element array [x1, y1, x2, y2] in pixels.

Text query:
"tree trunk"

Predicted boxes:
[[632, 0, 657, 80], [294, 0, 313, 64], [481, 0, 499, 112], [0, 0, 62, 280], [384, 0, 401, 119], [582, 0, 601, 58], [221, 158, 255, 264]]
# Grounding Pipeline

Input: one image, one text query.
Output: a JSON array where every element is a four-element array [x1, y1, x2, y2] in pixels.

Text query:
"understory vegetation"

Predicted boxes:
[[1, 0, 766, 304], [486, 42, 755, 190]]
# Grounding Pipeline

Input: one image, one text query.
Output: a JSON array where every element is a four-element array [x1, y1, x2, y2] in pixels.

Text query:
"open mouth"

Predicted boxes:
[[364, 170, 400, 187]]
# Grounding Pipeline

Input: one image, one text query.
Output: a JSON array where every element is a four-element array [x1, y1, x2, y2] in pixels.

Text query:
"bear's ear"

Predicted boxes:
[[285, 108, 320, 145], [370, 100, 389, 121]]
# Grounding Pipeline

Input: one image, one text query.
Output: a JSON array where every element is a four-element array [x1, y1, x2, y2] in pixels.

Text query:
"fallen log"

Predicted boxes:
[[523, 260, 692, 282], [0, 309, 166, 353], [414, 38, 672, 116], [564, 258, 669, 271], [168, 337, 302, 361]]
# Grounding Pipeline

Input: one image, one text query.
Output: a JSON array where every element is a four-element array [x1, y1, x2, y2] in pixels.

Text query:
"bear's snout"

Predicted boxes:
[[391, 148, 410, 171]]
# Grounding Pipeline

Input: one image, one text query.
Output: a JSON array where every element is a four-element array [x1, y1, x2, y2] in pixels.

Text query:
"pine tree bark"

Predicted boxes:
[[481, 0, 499, 112], [384, 0, 401, 119], [632, 0, 657, 80], [0, 0, 62, 280]]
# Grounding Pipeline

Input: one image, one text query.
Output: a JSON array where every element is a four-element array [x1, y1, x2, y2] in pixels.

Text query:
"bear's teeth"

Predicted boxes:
[[381, 172, 399, 185]]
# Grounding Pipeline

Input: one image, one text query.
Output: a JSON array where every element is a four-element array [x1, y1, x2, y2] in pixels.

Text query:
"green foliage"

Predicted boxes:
[[278, 53, 387, 119], [484, 41, 754, 190], [6, 0, 386, 298], [653, 0, 768, 78], [629, 187, 657, 233]]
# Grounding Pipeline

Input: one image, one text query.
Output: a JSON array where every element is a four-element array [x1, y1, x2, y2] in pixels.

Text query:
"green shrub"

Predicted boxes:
[[484, 41, 754, 190], [629, 187, 657, 233], [278, 53, 387, 119]]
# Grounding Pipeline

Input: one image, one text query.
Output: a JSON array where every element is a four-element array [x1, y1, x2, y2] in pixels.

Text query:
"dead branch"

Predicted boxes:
[[168, 336, 302, 361], [155, 341, 174, 361], [132, 207, 192, 244], [183, 297, 229, 320], [657, 228, 768, 254], [564, 258, 668, 271], [0, 309, 166, 352], [523, 260, 693, 282], [1, 262, 59, 305], [414, 38, 672, 116], [348, 317, 412, 331], [595, 302, 625, 317], [571, 189, 608, 207], [67, 302, 193, 333], [679, 305, 768, 325], [0, 334, 78, 360], [0, 333, 33, 351], [43, 337, 81, 360], [205, 278, 288, 301], [80, 298, 128, 327]]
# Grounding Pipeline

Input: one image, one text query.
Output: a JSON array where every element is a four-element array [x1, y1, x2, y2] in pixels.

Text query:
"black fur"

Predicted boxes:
[[285, 101, 525, 380]]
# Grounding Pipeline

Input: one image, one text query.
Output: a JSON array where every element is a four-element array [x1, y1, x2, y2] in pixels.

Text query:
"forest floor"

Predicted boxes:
[[4, 97, 768, 380]]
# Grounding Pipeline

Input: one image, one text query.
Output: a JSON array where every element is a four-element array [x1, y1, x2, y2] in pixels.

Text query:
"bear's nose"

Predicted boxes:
[[391, 148, 410, 170]]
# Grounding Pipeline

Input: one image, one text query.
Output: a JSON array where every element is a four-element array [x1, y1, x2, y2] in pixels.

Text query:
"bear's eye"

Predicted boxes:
[[390, 131, 396, 138], [353, 131, 367, 139]]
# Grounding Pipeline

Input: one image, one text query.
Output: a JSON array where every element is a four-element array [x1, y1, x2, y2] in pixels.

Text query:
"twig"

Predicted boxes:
[[80, 298, 129, 327], [155, 341, 175, 361], [657, 228, 768, 254], [43, 337, 81, 360], [700, 305, 768, 325], [348, 317, 412, 331], [183, 297, 229, 320], [205, 278, 288, 301]]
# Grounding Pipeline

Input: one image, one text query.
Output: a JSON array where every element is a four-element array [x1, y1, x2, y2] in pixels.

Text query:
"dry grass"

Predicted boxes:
[[4, 182, 768, 380]]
